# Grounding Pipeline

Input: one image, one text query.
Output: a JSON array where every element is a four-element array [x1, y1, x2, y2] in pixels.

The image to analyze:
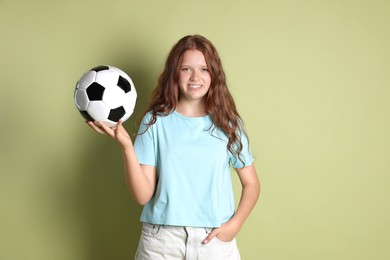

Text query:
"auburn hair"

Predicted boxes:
[[142, 34, 248, 165]]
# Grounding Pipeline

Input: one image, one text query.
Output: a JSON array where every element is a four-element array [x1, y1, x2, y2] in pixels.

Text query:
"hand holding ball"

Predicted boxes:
[[74, 65, 137, 127]]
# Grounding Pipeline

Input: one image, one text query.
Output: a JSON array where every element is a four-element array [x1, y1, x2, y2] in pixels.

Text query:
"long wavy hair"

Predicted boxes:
[[142, 34, 248, 165]]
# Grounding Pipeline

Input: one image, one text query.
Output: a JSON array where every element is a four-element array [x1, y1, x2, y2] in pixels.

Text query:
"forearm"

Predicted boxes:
[[229, 164, 261, 232], [202, 170, 260, 244], [231, 179, 260, 230], [122, 146, 155, 205], [86, 120, 156, 205]]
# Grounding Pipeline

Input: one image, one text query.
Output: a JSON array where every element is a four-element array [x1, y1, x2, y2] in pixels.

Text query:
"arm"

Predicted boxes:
[[87, 120, 157, 205], [203, 163, 260, 243]]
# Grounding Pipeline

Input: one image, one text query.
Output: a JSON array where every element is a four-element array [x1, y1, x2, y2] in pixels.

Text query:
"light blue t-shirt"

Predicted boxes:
[[134, 111, 253, 228]]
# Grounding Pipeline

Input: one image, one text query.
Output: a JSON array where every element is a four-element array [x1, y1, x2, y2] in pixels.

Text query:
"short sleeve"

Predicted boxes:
[[134, 112, 157, 166], [230, 129, 254, 169]]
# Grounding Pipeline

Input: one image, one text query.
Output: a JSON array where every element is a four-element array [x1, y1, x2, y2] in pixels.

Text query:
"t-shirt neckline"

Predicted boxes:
[[173, 110, 209, 120]]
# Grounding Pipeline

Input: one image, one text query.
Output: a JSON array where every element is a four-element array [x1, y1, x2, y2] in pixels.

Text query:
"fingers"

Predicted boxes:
[[86, 121, 106, 134], [114, 120, 123, 133], [86, 121, 113, 137], [202, 229, 219, 244], [97, 121, 116, 138], [86, 120, 131, 147]]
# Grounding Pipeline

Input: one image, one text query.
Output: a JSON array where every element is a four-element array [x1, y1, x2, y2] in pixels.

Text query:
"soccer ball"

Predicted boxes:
[[74, 65, 137, 127]]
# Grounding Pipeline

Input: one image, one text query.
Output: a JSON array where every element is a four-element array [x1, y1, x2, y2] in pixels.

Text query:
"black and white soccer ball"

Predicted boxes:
[[74, 65, 137, 127]]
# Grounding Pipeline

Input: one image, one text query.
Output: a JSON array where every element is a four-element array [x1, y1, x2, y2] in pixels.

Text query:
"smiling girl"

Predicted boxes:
[[88, 35, 260, 260]]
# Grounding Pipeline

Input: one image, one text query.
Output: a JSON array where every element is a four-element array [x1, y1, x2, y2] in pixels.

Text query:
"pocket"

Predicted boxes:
[[214, 236, 235, 245], [141, 223, 161, 237], [205, 228, 235, 244]]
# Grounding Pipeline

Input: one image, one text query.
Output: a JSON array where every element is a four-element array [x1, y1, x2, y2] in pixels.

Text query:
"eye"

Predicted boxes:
[[201, 67, 209, 72], [181, 67, 191, 71]]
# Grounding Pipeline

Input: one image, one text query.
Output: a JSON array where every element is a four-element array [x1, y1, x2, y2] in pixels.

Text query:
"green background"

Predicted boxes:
[[1, 0, 389, 259]]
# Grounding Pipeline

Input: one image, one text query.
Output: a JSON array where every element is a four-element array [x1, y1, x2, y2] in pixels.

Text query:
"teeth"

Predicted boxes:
[[189, 85, 201, 89]]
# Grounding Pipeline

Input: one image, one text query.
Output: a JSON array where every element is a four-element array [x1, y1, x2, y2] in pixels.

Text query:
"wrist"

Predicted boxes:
[[120, 142, 134, 153], [227, 215, 243, 232]]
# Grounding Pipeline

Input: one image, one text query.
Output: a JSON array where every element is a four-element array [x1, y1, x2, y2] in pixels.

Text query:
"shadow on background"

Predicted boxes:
[[74, 48, 156, 259]]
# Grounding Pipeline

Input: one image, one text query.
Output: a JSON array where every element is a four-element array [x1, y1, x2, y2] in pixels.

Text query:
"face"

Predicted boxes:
[[178, 49, 211, 104]]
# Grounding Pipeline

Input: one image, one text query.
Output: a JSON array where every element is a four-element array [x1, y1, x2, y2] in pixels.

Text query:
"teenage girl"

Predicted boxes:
[[87, 34, 260, 260]]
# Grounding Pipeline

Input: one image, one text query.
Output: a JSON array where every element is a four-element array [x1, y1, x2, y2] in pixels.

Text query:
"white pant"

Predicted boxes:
[[135, 223, 241, 260]]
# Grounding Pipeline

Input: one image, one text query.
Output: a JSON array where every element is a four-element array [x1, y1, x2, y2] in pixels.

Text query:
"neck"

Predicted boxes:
[[176, 100, 207, 117]]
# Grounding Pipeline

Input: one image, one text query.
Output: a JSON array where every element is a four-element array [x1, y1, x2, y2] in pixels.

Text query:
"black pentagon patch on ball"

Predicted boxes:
[[91, 65, 109, 72], [108, 106, 126, 122], [79, 111, 94, 121], [86, 82, 105, 100], [117, 75, 131, 93]]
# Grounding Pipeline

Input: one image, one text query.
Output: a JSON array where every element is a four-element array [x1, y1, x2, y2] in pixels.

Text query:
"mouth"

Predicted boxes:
[[188, 84, 202, 90]]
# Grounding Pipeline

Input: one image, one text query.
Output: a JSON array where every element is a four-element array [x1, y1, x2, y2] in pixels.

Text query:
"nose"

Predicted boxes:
[[190, 69, 200, 81]]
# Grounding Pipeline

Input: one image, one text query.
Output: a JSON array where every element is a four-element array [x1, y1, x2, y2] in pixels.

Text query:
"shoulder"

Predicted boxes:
[[235, 119, 250, 139], [139, 110, 175, 129], [141, 111, 153, 123]]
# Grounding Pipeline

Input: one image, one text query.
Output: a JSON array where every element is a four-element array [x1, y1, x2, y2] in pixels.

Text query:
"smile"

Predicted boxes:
[[189, 84, 202, 89]]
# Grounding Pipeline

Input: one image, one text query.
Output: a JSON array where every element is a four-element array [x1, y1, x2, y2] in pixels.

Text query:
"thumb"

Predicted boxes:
[[116, 119, 123, 129], [202, 229, 219, 244], [114, 120, 124, 133]]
